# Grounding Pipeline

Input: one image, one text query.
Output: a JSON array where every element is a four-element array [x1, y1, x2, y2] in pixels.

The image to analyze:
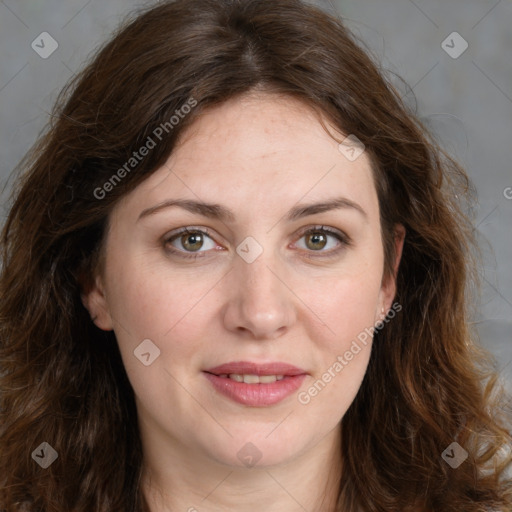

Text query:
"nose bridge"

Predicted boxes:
[[238, 253, 280, 302], [235, 233, 281, 294], [224, 240, 296, 338]]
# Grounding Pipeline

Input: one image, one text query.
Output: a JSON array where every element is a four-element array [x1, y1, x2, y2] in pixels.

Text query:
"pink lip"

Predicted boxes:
[[205, 361, 306, 376], [203, 361, 308, 407]]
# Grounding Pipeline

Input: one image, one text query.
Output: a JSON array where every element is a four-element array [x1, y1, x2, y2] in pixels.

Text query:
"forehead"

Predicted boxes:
[[116, 92, 379, 224]]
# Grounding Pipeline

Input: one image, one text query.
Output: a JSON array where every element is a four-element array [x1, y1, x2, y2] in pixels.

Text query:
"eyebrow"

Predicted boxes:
[[137, 196, 367, 223]]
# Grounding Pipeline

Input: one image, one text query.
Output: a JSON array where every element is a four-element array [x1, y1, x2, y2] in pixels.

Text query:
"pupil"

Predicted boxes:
[[308, 232, 326, 250], [183, 232, 202, 251]]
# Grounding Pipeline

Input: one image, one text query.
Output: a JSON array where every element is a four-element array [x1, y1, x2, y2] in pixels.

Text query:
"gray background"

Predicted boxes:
[[0, 0, 511, 394]]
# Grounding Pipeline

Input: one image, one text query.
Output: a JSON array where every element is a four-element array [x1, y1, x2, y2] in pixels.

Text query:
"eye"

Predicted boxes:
[[294, 225, 349, 257], [164, 227, 218, 259], [163, 225, 350, 261]]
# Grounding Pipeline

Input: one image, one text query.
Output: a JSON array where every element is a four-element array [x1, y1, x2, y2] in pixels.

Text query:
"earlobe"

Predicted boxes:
[[80, 275, 114, 331]]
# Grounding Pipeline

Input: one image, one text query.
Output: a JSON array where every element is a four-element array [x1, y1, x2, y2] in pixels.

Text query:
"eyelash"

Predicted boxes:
[[163, 225, 351, 261]]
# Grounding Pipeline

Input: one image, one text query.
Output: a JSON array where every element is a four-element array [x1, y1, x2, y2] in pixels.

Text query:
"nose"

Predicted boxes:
[[222, 252, 297, 340]]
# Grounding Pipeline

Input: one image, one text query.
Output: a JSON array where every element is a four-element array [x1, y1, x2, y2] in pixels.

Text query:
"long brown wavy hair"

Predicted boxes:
[[1, 0, 511, 510]]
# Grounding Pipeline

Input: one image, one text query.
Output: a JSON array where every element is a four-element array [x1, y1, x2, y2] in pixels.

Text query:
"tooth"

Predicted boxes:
[[226, 374, 285, 383], [243, 374, 260, 384]]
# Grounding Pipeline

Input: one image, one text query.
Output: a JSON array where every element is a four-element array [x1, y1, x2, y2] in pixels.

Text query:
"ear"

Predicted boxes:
[[80, 273, 114, 331], [378, 224, 405, 316]]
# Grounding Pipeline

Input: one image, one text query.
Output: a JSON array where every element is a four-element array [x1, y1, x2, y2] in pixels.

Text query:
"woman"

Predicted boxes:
[[1, 0, 511, 510]]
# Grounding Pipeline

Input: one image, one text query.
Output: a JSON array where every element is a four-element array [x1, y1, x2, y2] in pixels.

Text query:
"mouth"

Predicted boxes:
[[203, 361, 308, 407]]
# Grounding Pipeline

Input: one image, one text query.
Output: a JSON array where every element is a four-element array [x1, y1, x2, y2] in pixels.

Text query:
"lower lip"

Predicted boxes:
[[204, 373, 307, 406]]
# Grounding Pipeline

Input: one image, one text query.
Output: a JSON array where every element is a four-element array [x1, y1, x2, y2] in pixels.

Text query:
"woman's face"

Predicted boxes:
[[84, 92, 401, 470]]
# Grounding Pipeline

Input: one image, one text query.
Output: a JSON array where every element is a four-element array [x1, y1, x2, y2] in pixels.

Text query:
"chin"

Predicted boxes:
[[199, 430, 308, 470]]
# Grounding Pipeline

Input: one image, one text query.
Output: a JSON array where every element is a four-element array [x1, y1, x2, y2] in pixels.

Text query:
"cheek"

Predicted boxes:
[[107, 257, 208, 334], [296, 258, 382, 408], [104, 262, 216, 427], [105, 258, 219, 373], [303, 260, 383, 346], [296, 274, 379, 424]]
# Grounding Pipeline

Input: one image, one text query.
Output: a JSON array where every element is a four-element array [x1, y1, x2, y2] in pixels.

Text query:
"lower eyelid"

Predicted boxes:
[[296, 239, 348, 260]]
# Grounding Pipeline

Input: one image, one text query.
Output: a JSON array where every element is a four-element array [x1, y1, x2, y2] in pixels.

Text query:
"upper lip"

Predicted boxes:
[[204, 361, 307, 376]]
